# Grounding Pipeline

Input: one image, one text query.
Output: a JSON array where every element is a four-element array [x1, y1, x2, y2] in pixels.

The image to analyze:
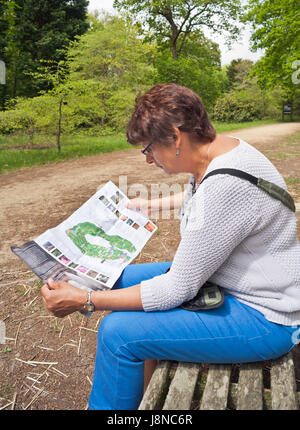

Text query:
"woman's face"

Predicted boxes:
[[141, 141, 181, 175]]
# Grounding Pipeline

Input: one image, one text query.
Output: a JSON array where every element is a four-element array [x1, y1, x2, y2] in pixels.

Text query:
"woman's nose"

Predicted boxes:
[[146, 153, 154, 164]]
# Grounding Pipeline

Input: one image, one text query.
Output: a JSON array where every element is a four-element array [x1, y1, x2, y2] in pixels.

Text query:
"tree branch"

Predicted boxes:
[[177, 3, 211, 56]]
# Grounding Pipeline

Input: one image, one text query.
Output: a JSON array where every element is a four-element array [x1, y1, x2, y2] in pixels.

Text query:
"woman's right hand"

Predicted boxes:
[[126, 197, 151, 216]]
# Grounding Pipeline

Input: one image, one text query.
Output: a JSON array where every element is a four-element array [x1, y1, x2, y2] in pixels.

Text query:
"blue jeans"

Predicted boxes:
[[88, 262, 299, 410]]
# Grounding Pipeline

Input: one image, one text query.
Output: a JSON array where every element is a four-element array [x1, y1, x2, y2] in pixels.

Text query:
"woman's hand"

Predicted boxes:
[[126, 192, 185, 216], [41, 278, 86, 318], [126, 197, 152, 216]]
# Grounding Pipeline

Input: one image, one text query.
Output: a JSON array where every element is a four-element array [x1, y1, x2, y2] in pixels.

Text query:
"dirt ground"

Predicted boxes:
[[0, 122, 300, 410]]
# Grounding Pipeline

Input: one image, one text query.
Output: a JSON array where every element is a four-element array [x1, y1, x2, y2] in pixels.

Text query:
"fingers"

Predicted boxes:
[[126, 203, 140, 211], [40, 279, 79, 319], [41, 283, 51, 299], [47, 278, 60, 289], [41, 281, 59, 315]]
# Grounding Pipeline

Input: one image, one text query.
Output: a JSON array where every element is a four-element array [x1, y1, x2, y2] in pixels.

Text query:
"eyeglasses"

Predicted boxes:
[[141, 142, 154, 155]]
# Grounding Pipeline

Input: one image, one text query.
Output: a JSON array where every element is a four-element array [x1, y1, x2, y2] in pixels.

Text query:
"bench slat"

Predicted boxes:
[[200, 364, 231, 410], [236, 363, 263, 410], [270, 352, 298, 410], [162, 362, 200, 410], [138, 360, 171, 410]]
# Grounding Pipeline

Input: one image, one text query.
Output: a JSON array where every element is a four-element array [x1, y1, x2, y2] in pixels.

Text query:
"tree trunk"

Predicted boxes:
[[172, 41, 177, 60], [162, 8, 178, 59], [261, 89, 266, 117], [29, 129, 34, 148], [57, 99, 63, 152], [12, 73, 17, 99]]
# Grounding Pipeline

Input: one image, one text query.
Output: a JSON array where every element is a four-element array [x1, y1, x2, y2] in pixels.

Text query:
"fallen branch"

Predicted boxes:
[[79, 326, 97, 333], [24, 388, 44, 410], [11, 392, 17, 410], [0, 401, 13, 410], [50, 367, 68, 378]]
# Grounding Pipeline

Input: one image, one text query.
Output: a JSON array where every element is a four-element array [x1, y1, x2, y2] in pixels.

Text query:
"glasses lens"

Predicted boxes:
[[142, 142, 152, 155]]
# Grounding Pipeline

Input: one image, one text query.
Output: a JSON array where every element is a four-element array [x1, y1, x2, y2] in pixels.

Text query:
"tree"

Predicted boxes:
[[0, 1, 9, 59], [154, 30, 225, 109], [226, 59, 254, 90], [0, 0, 18, 108], [67, 15, 156, 87], [0, 0, 89, 104], [0, 14, 158, 137], [244, 0, 300, 103], [30, 60, 73, 151], [215, 57, 286, 121], [65, 15, 157, 131], [114, 0, 241, 60]]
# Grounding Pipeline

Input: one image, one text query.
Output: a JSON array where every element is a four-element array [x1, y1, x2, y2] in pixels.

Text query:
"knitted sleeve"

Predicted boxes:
[[140, 175, 260, 311]]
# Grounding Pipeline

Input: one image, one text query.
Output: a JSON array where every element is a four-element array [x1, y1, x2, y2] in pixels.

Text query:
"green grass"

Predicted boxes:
[[0, 134, 132, 173], [285, 177, 300, 185], [213, 119, 281, 133], [285, 129, 300, 145], [0, 119, 292, 174]]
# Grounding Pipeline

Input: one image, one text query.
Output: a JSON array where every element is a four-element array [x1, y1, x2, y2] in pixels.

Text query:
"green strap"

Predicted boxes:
[[200, 168, 295, 213], [257, 178, 295, 212]]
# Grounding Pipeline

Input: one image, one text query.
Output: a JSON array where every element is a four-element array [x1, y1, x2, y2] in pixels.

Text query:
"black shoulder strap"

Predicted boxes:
[[200, 168, 296, 213]]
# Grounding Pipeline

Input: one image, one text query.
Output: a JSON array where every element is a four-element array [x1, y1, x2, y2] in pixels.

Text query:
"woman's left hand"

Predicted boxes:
[[41, 278, 86, 318]]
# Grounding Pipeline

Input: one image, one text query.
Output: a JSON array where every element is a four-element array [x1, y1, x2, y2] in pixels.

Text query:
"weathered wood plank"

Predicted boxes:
[[270, 352, 298, 410], [162, 362, 200, 410], [236, 363, 263, 410], [200, 364, 231, 410], [138, 360, 171, 410]]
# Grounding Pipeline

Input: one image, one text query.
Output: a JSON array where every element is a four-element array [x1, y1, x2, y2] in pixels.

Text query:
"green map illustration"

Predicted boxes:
[[66, 222, 136, 261]]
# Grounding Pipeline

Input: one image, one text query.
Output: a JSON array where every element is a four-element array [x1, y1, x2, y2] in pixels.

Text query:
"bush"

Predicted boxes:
[[0, 109, 32, 135], [212, 93, 262, 122]]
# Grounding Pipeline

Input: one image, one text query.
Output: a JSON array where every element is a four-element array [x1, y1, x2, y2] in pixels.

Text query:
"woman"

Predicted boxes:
[[41, 83, 300, 410]]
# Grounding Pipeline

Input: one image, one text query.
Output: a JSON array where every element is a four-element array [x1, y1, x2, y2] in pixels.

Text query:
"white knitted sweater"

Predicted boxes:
[[140, 138, 300, 326]]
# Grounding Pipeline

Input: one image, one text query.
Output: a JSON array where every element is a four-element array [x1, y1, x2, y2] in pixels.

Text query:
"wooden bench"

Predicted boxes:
[[139, 346, 300, 410]]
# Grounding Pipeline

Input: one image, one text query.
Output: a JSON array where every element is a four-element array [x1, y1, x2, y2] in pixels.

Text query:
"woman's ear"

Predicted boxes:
[[173, 127, 182, 157], [173, 127, 181, 150]]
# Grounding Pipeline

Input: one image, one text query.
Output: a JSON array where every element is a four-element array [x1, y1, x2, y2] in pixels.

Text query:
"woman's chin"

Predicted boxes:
[[160, 166, 169, 174], [156, 163, 171, 175]]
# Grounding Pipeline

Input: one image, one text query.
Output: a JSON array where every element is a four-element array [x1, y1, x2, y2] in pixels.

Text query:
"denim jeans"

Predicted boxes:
[[88, 262, 299, 410]]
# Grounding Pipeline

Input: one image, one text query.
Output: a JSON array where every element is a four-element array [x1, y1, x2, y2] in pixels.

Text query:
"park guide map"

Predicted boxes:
[[11, 181, 157, 297]]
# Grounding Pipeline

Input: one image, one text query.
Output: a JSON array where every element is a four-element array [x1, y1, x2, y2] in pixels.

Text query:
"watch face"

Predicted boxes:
[[86, 303, 95, 312]]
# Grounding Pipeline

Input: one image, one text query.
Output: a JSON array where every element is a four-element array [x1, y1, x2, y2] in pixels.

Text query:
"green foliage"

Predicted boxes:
[[114, 0, 242, 59], [226, 59, 254, 91], [153, 29, 225, 109], [212, 93, 262, 122], [0, 15, 157, 139], [0, 0, 89, 105], [244, 0, 300, 102], [64, 15, 157, 132], [154, 51, 225, 110], [67, 15, 156, 88], [0, 94, 58, 139], [218, 57, 286, 121]]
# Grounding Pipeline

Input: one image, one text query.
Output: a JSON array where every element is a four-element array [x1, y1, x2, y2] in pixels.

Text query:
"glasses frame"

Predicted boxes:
[[141, 141, 154, 155]]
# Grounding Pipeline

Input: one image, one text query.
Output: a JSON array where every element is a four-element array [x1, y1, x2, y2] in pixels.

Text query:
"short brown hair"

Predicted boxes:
[[126, 83, 216, 147]]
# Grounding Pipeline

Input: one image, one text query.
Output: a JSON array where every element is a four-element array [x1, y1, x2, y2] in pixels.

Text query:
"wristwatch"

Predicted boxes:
[[84, 290, 95, 315]]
